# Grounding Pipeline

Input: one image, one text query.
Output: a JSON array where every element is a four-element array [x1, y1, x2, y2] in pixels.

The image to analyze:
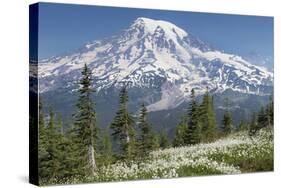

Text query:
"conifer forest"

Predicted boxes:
[[35, 64, 274, 185]]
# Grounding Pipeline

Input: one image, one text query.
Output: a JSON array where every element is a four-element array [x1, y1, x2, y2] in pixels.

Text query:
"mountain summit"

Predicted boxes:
[[37, 17, 273, 111], [131, 17, 188, 39]]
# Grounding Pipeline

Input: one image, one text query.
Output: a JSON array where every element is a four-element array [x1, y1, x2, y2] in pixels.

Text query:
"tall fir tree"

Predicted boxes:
[[110, 86, 136, 160], [51, 112, 77, 179], [39, 97, 45, 135], [137, 103, 153, 157], [55, 128, 76, 179], [185, 88, 201, 145], [257, 106, 267, 129], [73, 64, 98, 176], [56, 113, 64, 134], [221, 111, 232, 135], [43, 108, 61, 179], [38, 98, 49, 180], [267, 95, 274, 127], [199, 89, 217, 142], [221, 98, 232, 135], [97, 130, 113, 166], [151, 133, 160, 150], [61, 125, 83, 178], [265, 105, 271, 127], [237, 120, 248, 131], [249, 112, 258, 136], [159, 131, 170, 149], [173, 117, 188, 147], [38, 100, 71, 181]]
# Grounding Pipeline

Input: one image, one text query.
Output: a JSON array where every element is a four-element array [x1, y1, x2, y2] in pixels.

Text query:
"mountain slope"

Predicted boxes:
[[37, 17, 273, 112]]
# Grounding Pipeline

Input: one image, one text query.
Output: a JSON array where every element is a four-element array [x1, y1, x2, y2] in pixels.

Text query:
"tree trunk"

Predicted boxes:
[[88, 145, 96, 175], [125, 129, 130, 143]]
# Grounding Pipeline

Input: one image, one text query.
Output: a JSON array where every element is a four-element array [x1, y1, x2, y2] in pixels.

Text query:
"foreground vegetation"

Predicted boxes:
[[37, 64, 274, 185], [41, 128, 273, 185]]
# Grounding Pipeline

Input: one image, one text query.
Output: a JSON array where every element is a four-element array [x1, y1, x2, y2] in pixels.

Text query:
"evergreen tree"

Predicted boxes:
[[249, 112, 258, 136], [221, 111, 232, 135], [265, 105, 271, 128], [55, 130, 76, 178], [73, 64, 98, 176], [237, 120, 248, 131], [151, 133, 160, 150], [137, 103, 153, 157], [221, 98, 233, 135], [38, 101, 81, 179], [39, 97, 45, 134], [61, 125, 84, 178], [38, 101, 72, 180], [52, 114, 77, 179], [267, 95, 274, 127], [199, 89, 217, 142], [173, 117, 188, 147], [159, 131, 170, 149], [56, 113, 64, 134], [98, 130, 113, 166], [38, 98, 49, 180], [257, 106, 267, 129], [44, 108, 61, 179], [110, 86, 136, 160], [185, 89, 201, 145]]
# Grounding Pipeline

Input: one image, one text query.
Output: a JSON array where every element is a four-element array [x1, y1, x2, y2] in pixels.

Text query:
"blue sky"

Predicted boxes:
[[37, 3, 273, 60]]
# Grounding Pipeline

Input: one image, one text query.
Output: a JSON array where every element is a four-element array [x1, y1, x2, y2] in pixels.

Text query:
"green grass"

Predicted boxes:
[[39, 128, 273, 186], [177, 165, 223, 176]]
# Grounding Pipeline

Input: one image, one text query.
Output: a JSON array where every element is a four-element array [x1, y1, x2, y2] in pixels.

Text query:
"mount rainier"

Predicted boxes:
[[36, 17, 273, 123]]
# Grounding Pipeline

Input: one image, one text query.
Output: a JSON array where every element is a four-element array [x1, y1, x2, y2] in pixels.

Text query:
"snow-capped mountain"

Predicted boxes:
[[37, 17, 273, 111], [243, 52, 273, 72]]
